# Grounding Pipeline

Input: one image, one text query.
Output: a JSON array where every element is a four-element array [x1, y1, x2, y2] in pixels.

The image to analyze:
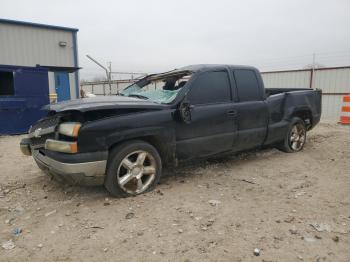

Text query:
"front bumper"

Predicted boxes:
[[32, 149, 107, 186], [20, 138, 32, 156]]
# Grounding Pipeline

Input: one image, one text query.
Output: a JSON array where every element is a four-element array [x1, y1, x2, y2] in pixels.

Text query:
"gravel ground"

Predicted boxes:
[[0, 123, 349, 262]]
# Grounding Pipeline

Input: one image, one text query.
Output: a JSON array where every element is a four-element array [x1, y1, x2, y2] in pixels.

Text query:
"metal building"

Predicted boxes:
[[0, 19, 79, 100], [261, 66, 350, 122], [0, 19, 79, 134]]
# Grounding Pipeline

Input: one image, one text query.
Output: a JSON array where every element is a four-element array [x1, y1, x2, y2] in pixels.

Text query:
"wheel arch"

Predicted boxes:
[[107, 129, 176, 167], [290, 108, 313, 130]]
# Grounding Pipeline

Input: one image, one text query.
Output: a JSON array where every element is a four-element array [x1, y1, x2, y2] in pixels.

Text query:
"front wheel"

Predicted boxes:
[[277, 117, 307, 153], [104, 141, 162, 197]]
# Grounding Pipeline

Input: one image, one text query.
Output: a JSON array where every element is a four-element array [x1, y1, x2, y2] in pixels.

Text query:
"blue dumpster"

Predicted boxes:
[[0, 65, 49, 134]]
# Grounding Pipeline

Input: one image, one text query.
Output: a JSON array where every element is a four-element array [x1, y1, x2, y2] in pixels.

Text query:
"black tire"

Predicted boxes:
[[277, 117, 307, 153], [104, 140, 162, 197]]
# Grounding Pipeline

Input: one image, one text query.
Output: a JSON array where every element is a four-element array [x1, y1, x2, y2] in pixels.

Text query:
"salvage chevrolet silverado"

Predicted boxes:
[[20, 65, 322, 197]]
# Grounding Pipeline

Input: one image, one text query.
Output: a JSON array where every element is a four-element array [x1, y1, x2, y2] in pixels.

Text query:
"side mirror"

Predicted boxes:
[[179, 101, 192, 124]]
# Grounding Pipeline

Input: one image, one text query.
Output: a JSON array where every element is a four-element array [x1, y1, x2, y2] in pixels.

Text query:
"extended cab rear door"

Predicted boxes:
[[231, 69, 268, 151]]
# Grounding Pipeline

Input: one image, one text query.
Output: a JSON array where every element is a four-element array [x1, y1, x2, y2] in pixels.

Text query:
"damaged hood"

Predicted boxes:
[[45, 96, 167, 113]]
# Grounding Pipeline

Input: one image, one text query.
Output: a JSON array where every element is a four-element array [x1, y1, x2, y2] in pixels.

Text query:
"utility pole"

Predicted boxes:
[[310, 53, 316, 89], [108, 62, 112, 95], [86, 55, 112, 94]]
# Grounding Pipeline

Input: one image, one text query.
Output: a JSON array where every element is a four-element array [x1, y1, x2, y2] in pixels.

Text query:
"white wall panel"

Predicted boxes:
[[262, 71, 311, 89], [81, 81, 134, 96], [321, 95, 343, 121], [314, 68, 350, 93], [69, 73, 77, 99], [48, 72, 55, 93], [0, 23, 75, 67]]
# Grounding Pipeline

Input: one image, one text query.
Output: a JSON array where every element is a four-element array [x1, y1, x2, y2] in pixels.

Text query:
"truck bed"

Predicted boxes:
[[263, 88, 322, 145], [265, 88, 312, 97]]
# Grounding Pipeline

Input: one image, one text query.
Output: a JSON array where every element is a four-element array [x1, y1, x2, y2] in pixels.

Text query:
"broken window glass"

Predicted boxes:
[[121, 71, 192, 104]]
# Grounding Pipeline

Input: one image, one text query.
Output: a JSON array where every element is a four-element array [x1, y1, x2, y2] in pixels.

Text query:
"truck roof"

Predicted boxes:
[[143, 64, 260, 82], [178, 64, 258, 72]]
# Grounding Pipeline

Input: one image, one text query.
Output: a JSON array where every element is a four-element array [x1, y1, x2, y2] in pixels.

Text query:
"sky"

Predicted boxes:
[[1, 0, 350, 80]]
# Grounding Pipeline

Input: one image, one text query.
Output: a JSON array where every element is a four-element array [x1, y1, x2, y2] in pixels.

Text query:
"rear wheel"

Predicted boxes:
[[105, 141, 162, 197], [277, 117, 306, 153]]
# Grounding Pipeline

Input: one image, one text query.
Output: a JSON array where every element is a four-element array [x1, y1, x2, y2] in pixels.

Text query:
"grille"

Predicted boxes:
[[29, 116, 60, 149], [30, 116, 60, 132], [30, 134, 55, 149]]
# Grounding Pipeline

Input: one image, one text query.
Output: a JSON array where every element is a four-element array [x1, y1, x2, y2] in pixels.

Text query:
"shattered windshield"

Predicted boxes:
[[120, 71, 192, 104]]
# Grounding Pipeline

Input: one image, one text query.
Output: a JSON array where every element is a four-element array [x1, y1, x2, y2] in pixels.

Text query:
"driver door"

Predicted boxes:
[[175, 70, 238, 160]]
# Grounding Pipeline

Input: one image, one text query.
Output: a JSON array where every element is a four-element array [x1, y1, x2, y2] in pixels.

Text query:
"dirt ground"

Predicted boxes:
[[0, 123, 349, 262]]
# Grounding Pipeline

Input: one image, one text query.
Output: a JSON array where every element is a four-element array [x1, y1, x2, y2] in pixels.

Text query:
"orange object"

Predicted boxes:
[[339, 94, 350, 125]]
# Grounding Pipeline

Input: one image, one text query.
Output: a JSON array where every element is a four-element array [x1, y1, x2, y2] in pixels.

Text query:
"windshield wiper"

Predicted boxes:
[[128, 94, 149, 100]]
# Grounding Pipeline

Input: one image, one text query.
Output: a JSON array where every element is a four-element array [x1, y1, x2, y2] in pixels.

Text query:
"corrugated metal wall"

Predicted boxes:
[[314, 68, 350, 120], [262, 71, 311, 89], [81, 80, 135, 96], [0, 22, 78, 99], [261, 67, 350, 122], [0, 23, 75, 67]]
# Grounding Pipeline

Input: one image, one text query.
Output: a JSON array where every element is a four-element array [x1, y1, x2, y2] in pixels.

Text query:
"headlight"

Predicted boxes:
[[45, 139, 78, 154], [58, 122, 81, 137]]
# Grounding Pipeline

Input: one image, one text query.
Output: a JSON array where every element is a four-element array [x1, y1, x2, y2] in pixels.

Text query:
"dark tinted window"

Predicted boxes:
[[0, 71, 14, 96], [234, 70, 261, 102], [189, 71, 231, 105]]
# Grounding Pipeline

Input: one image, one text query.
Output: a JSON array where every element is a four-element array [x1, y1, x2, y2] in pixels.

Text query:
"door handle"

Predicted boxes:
[[227, 110, 237, 117]]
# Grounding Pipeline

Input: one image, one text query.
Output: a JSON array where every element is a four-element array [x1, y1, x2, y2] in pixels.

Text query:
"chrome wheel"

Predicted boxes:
[[289, 123, 306, 151], [116, 150, 157, 194]]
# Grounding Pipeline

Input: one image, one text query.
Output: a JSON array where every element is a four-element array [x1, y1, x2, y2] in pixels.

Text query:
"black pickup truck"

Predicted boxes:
[[20, 65, 322, 197]]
